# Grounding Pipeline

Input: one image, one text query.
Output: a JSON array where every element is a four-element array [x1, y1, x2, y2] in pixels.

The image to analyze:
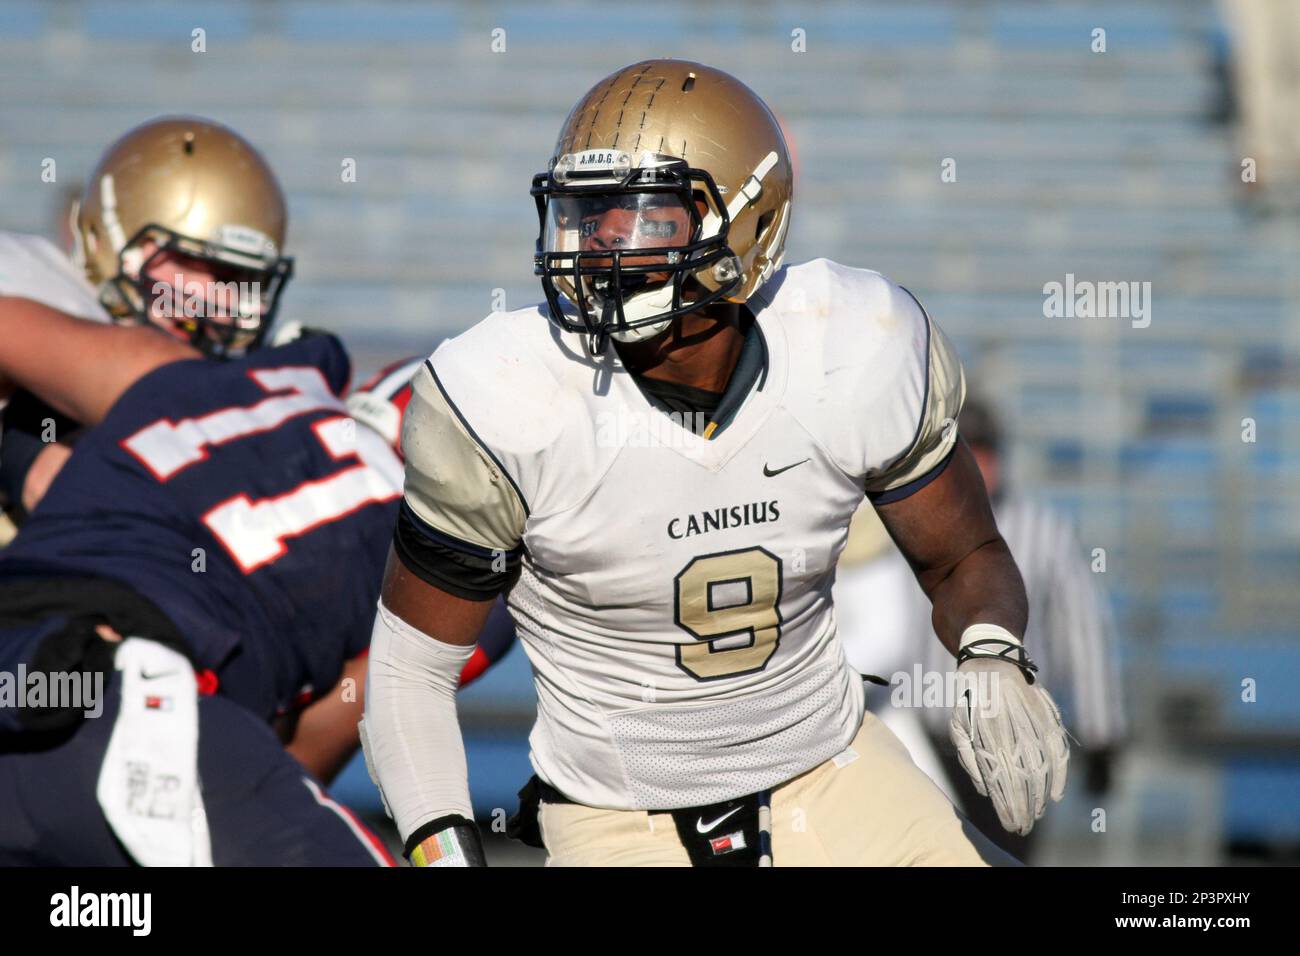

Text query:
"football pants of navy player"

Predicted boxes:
[[0, 625, 393, 866]]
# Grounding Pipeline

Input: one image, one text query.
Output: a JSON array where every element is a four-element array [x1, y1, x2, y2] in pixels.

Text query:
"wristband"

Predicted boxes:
[[405, 815, 487, 868]]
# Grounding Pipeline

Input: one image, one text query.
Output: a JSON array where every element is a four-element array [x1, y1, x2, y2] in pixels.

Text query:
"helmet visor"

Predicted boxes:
[[543, 191, 697, 310]]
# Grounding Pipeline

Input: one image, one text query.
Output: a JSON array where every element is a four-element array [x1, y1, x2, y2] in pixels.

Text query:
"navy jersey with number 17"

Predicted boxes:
[[0, 334, 402, 719]]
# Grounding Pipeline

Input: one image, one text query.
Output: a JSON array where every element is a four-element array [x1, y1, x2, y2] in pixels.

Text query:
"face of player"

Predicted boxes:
[[578, 197, 690, 259], [132, 238, 269, 349], [548, 192, 695, 303]]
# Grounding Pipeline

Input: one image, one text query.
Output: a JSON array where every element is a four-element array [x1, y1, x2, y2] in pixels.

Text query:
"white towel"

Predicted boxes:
[[96, 637, 212, 866]]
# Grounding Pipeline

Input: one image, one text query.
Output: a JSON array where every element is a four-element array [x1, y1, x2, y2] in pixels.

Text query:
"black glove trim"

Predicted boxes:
[[956, 637, 1040, 685]]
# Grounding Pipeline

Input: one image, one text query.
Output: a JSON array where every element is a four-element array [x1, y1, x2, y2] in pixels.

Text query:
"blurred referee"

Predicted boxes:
[[923, 400, 1128, 860]]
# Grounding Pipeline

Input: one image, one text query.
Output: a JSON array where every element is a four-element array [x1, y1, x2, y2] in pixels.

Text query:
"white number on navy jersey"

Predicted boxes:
[[123, 367, 343, 480], [121, 366, 404, 573], [203, 416, 402, 572]]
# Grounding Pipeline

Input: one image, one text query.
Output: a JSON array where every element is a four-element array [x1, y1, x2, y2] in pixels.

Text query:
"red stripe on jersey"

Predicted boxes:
[[458, 647, 490, 688], [302, 778, 398, 866], [391, 383, 413, 418]]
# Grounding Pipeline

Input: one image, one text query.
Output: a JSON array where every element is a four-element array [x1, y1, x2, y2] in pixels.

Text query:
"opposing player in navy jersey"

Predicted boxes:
[[0, 298, 522, 865], [1, 116, 295, 530], [0, 114, 517, 865], [0, 301, 396, 864], [0, 300, 519, 866]]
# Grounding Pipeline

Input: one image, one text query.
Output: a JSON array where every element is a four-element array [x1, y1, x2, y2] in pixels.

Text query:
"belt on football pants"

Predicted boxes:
[[508, 774, 774, 866]]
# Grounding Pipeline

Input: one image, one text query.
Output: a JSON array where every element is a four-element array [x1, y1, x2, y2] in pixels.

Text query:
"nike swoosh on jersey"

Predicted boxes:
[[696, 805, 743, 833], [762, 458, 809, 477]]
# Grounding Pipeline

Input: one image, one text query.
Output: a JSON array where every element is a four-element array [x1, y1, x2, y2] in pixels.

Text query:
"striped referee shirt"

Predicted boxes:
[[921, 494, 1127, 748]]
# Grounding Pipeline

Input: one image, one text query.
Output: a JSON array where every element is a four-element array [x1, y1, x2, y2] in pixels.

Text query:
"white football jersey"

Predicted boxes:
[[0, 232, 108, 321], [403, 258, 965, 810]]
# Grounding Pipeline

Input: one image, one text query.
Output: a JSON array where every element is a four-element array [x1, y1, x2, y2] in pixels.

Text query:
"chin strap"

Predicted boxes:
[[588, 298, 615, 355]]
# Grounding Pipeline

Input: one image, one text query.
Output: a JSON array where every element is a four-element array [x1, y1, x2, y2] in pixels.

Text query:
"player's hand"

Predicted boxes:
[[947, 625, 1070, 835]]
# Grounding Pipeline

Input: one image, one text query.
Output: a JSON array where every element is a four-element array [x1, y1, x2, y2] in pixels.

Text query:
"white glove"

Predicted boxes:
[[948, 624, 1070, 835]]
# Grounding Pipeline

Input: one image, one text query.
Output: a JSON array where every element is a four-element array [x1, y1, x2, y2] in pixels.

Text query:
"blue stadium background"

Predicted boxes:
[[1, 0, 1296, 863]]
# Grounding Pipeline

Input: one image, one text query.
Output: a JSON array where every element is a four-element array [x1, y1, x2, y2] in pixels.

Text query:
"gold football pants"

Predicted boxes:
[[537, 709, 1018, 866]]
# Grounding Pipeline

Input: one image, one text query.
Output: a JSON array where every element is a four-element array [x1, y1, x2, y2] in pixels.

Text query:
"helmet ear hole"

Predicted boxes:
[[755, 210, 775, 243]]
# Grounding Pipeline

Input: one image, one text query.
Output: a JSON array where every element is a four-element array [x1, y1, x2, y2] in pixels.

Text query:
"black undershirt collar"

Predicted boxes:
[[635, 376, 724, 422], [629, 312, 766, 438]]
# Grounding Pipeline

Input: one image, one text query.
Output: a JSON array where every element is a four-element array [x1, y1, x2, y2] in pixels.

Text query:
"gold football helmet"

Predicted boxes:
[[532, 60, 793, 351], [73, 116, 293, 356]]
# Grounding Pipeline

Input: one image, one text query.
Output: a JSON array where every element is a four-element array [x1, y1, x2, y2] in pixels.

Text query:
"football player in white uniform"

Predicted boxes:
[[363, 59, 1070, 867]]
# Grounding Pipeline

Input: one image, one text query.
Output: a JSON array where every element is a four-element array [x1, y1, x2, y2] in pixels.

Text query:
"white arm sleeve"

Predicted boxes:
[[361, 600, 475, 845]]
